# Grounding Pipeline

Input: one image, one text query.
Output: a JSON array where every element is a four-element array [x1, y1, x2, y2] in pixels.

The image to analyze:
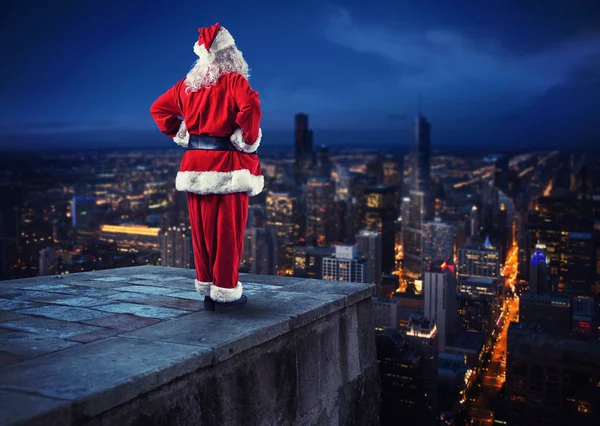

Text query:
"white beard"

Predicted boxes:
[[184, 46, 250, 93]]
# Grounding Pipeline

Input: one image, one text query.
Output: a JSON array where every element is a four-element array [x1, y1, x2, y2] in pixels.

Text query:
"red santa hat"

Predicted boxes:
[[193, 23, 236, 64]]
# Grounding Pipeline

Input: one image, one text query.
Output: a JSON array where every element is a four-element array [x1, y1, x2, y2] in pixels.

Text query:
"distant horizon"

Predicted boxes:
[[0, 125, 597, 155]]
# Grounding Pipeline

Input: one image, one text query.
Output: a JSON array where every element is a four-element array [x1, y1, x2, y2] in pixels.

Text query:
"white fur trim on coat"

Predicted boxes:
[[210, 281, 243, 303], [195, 279, 212, 296], [173, 121, 189, 147], [230, 128, 262, 153], [176, 169, 264, 197]]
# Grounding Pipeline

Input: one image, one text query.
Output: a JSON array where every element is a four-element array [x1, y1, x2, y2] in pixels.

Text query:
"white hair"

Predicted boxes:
[[184, 46, 250, 93]]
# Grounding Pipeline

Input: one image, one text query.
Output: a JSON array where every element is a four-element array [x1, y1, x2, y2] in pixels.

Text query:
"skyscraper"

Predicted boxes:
[[322, 245, 369, 283], [356, 229, 382, 286], [305, 177, 334, 245], [294, 113, 313, 185], [403, 191, 427, 289], [241, 227, 278, 275], [71, 196, 98, 231], [265, 191, 301, 243], [423, 217, 455, 266], [424, 262, 457, 352], [413, 114, 432, 194], [159, 226, 193, 269], [529, 243, 551, 294], [457, 240, 501, 297], [315, 145, 332, 178], [364, 185, 398, 274]]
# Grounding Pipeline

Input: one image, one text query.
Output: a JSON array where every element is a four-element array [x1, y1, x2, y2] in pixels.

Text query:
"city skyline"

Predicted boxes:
[[1, 0, 600, 150]]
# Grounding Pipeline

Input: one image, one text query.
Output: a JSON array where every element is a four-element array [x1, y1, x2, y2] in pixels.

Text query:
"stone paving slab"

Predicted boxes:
[[0, 351, 25, 367], [0, 310, 27, 323], [0, 337, 213, 417], [105, 292, 203, 311], [166, 290, 202, 300], [240, 289, 347, 328], [79, 313, 160, 332], [2, 317, 104, 339], [114, 285, 178, 295], [18, 283, 77, 292], [282, 279, 375, 306], [16, 305, 111, 322], [61, 280, 130, 289], [122, 310, 291, 363], [0, 290, 57, 302], [32, 295, 109, 308], [0, 298, 39, 311], [92, 302, 189, 319], [66, 328, 119, 344], [0, 389, 72, 426], [0, 329, 80, 358]]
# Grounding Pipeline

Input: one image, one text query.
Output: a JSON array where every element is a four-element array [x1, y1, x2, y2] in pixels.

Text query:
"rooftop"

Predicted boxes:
[[0, 266, 378, 425]]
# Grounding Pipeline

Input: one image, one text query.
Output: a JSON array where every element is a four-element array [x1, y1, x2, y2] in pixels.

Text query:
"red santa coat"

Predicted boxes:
[[150, 72, 263, 196]]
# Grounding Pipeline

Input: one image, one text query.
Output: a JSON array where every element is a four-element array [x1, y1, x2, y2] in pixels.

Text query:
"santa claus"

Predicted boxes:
[[150, 23, 262, 312]]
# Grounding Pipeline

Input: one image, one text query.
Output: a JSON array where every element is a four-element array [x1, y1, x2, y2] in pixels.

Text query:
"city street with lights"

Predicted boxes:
[[467, 245, 519, 425]]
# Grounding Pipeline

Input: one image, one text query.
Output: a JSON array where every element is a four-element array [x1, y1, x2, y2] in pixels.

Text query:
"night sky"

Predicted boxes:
[[1, 0, 599, 150]]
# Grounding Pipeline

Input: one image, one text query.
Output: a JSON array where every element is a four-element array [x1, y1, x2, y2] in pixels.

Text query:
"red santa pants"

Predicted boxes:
[[187, 192, 248, 297]]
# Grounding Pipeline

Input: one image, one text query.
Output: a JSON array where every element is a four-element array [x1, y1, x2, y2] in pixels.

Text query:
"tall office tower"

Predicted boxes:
[[70, 196, 98, 231], [376, 327, 438, 426], [356, 229, 382, 285], [247, 205, 265, 228], [39, 247, 57, 276], [159, 226, 193, 268], [322, 245, 369, 283], [527, 192, 595, 293], [518, 293, 572, 335], [470, 205, 479, 237], [423, 217, 455, 266], [573, 295, 597, 339], [333, 164, 351, 202], [424, 262, 457, 352], [173, 190, 189, 225], [494, 155, 510, 194], [329, 200, 347, 244], [405, 316, 439, 426], [457, 239, 501, 297], [345, 174, 371, 244], [382, 154, 403, 188], [241, 227, 278, 275], [294, 113, 314, 185], [364, 185, 398, 274], [265, 191, 301, 243], [529, 243, 551, 294], [564, 231, 595, 294], [505, 326, 600, 426], [315, 145, 332, 178], [400, 196, 411, 259], [413, 114, 431, 194], [481, 181, 500, 235], [403, 191, 426, 290], [305, 177, 334, 246]]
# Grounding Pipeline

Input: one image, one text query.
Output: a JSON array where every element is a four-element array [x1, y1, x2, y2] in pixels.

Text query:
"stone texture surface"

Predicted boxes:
[[0, 390, 72, 426], [0, 265, 379, 426]]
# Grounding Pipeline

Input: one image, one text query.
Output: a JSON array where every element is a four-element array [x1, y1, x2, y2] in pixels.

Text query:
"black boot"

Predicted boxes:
[[204, 296, 216, 311], [215, 295, 248, 313]]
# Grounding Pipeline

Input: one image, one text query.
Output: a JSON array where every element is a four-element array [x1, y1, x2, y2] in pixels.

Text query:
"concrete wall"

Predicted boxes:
[[78, 298, 379, 426]]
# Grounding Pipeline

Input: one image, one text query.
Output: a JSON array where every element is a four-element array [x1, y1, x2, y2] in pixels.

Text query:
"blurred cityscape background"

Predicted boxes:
[[1, 1, 600, 425], [1, 111, 599, 425]]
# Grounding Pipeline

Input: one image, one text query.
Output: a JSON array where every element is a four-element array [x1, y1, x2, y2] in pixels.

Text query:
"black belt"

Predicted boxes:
[[187, 135, 236, 151]]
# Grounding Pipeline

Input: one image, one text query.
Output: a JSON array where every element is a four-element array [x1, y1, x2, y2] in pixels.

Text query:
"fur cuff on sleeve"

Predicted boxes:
[[173, 121, 189, 147], [230, 128, 262, 153]]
